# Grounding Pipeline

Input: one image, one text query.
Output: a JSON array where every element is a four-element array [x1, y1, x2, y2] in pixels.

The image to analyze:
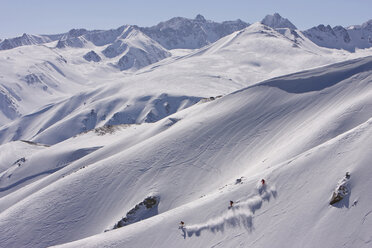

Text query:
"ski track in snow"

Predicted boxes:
[[183, 184, 277, 238]]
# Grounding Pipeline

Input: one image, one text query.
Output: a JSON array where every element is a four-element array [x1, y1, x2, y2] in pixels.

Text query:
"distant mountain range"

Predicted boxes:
[[0, 13, 371, 128], [1, 13, 372, 53]]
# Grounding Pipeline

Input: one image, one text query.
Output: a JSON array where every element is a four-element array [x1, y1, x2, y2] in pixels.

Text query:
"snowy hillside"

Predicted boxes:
[[0, 44, 91, 125], [1, 13, 372, 248], [1, 55, 372, 248], [0, 26, 169, 125], [1, 22, 368, 144]]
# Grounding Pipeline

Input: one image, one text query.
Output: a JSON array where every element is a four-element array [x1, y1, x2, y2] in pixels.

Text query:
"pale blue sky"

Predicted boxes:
[[1, 0, 371, 39]]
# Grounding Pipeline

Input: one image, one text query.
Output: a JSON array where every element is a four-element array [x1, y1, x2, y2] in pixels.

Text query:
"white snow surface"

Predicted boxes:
[[0, 52, 372, 247], [1, 17, 372, 248], [1, 23, 371, 142]]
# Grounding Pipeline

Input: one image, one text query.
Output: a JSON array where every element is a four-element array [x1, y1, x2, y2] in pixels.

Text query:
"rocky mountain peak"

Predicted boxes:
[[261, 13, 297, 30], [195, 14, 206, 22]]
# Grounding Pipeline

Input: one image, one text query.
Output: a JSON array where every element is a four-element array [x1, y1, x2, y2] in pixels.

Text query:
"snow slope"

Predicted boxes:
[[0, 54, 372, 248], [0, 27, 169, 125], [0, 44, 91, 125], [1, 22, 371, 145], [2, 15, 372, 128]]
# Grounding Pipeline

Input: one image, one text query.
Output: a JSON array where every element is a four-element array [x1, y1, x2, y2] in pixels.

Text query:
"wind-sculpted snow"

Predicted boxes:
[[185, 185, 276, 238]]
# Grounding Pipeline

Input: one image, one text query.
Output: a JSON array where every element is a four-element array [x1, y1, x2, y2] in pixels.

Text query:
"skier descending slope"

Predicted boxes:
[[228, 200, 234, 209], [179, 221, 186, 239], [258, 179, 267, 196]]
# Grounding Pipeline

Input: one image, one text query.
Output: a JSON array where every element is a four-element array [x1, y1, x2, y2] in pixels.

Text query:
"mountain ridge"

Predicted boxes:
[[2, 14, 372, 52]]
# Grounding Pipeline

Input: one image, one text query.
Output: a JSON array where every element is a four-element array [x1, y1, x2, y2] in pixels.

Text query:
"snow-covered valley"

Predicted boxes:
[[1, 13, 372, 248]]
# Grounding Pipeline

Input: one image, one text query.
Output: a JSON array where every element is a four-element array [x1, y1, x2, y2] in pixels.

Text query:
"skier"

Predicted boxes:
[[261, 179, 265, 185], [230, 200, 234, 207]]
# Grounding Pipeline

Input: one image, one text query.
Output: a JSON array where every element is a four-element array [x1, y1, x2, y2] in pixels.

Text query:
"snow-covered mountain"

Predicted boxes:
[[304, 19, 372, 51], [139, 14, 249, 49], [0, 33, 62, 50], [2, 14, 372, 54], [260, 13, 372, 52], [0, 44, 91, 125], [56, 25, 171, 71], [261, 13, 297, 29], [1, 55, 372, 248], [1, 22, 367, 144], [1, 14, 372, 248]]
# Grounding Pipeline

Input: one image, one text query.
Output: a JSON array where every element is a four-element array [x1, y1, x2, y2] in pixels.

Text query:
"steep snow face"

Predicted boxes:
[[1, 56, 372, 248], [304, 19, 372, 51], [0, 33, 62, 50], [140, 14, 249, 49], [261, 13, 297, 29]]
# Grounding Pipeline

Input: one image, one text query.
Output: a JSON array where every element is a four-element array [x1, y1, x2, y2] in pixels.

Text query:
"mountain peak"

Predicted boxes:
[[67, 28, 88, 37], [361, 19, 372, 30], [261, 13, 297, 30], [195, 14, 206, 22]]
